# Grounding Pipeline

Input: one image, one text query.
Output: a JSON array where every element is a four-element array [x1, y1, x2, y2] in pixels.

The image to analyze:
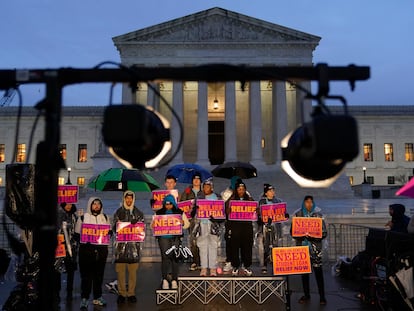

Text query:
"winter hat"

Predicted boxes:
[[192, 172, 202, 180], [235, 179, 246, 189], [263, 183, 274, 193], [203, 179, 213, 188]]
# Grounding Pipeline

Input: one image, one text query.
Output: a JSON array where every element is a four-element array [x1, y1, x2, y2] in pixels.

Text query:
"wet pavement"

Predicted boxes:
[[0, 261, 378, 311]]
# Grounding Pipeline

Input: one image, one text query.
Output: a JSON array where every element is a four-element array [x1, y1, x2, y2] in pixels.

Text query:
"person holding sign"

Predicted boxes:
[[192, 179, 222, 276], [180, 172, 202, 271], [257, 184, 286, 274], [75, 197, 111, 309], [152, 194, 190, 290], [57, 202, 79, 302], [291, 195, 327, 305], [226, 180, 256, 276], [112, 190, 144, 304]]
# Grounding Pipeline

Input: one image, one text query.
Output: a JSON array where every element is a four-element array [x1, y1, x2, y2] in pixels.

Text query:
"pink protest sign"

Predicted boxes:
[[152, 214, 183, 236], [57, 185, 79, 204], [80, 223, 111, 245], [151, 189, 179, 211], [228, 201, 258, 221], [177, 200, 194, 219], [116, 222, 145, 242], [196, 199, 225, 219], [260, 202, 288, 223]]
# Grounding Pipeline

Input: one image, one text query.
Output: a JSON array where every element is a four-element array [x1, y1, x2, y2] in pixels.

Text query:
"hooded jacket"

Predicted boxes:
[[155, 194, 190, 230], [389, 203, 410, 233], [112, 191, 144, 263], [291, 199, 327, 267]]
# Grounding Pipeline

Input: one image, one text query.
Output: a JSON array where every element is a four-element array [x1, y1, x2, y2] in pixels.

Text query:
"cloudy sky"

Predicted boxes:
[[1, 1, 413, 107]]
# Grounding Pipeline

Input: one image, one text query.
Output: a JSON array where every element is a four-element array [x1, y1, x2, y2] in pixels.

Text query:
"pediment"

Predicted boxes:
[[113, 7, 320, 45]]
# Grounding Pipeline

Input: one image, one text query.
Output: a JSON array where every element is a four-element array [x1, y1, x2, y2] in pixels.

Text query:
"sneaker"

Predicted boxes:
[[190, 263, 198, 271], [79, 298, 88, 310], [243, 267, 253, 276], [92, 297, 107, 306], [171, 280, 178, 289], [210, 268, 217, 276], [162, 279, 169, 289], [298, 295, 311, 304], [261, 266, 268, 274], [127, 295, 137, 303], [117, 295, 126, 304], [200, 268, 208, 276], [232, 268, 239, 276], [223, 262, 232, 272]]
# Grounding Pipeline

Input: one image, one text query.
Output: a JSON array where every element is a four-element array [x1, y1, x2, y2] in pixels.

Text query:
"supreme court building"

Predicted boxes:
[[112, 7, 320, 166]]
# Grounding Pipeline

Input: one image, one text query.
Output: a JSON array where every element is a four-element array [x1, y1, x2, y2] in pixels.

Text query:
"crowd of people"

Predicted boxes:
[[54, 171, 338, 309]]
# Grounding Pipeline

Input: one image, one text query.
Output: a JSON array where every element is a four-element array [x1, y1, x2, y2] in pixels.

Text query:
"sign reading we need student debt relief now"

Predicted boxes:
[[116, 222, 146, 242], [272, 246, 311, 275], [151, 190, 179, 211], [152, 214, 183, 236], [228, 200, 258, 221], [291, 217, 323, 238]]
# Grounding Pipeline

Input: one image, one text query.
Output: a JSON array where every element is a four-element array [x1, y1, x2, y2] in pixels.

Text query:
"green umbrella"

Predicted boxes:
[[88, 168, 160, 192]]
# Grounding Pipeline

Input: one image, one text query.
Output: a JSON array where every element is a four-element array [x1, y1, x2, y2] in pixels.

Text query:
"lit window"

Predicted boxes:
[[78, 144, 87, 162], [0, 177, 3, 186], [387, 176, 395, 185], [363, 143, 373, 161], [0, 144, 5, 162], [58, 177, 65, 185], [77, 177, 85, 186], [59, 144, 67, 160], [384, 143, 394, 161], [16, 144, 26, 163], [349, 176, 354, 185], [405, 143, 414, 161]]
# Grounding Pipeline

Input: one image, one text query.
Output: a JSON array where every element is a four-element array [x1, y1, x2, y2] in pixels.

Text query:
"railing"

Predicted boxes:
[[0, 219, 370, 264]]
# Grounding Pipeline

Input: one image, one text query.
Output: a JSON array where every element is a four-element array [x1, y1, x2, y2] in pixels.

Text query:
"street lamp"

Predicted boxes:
[[66, 167, 72, 185], [362, 167, 367, 184]]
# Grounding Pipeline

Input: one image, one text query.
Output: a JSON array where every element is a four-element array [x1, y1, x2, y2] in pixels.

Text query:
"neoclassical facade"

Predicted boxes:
[[112, 7, 320, 166]]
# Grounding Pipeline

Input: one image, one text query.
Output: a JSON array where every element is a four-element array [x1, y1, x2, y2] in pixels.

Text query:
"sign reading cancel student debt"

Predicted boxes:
[[151, 190, 179, 211], [196, 199, 225, 219], [116, 222, 146, 242], [291, 217, 323, 238], [80, 223, 111, 245], [272, 246, 311, 275], [260, 202, 288, 223], [228, 200, 258, 221], [152, 214, 183, 236]]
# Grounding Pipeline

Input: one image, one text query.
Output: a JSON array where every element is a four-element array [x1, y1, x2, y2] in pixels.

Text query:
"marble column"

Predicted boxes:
[[249, 81, 265, 166], [273, 81, 288, 164], [225, 82, 237, 162], [196, 81, 210, 166], [296, 81, 312, 123], [147, 82, 157, 108], [170, 81, 184, 164]]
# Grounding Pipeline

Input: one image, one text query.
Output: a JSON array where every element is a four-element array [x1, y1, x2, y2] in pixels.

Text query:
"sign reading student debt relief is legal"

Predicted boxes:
[[151, 190, 179, 211], [272, 246, 311, 275], [260, 202, 288, 223], [116, 222, 146, 242], [196, 199, 225, 219], [55, 234, 66, 258], [80, 223, 111, 245], [57, 185, 79, 204], [291, 217, 323, 238], [228, 201, 258, 221], [152, 214, 183, 236]]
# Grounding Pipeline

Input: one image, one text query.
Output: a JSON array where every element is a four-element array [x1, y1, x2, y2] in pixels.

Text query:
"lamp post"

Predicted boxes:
[[362, 167, 367, 184], [66, 167, 72, 185]]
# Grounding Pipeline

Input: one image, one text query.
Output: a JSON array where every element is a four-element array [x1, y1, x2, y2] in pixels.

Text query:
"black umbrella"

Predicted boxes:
[[211, 161, 258, 179]]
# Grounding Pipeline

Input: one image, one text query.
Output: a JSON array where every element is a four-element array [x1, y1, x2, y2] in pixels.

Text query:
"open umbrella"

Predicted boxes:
[[211, 161, 257, 179], [166, 163, 212, 184], [396, 177, 414, 198], [88, 168, 160, 192]]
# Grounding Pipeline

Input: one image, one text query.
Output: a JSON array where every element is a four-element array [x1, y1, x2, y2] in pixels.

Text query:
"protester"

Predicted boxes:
[[291, 195, 327, 305], [385, 203, 410, 233], [112, 191, 144, 304], [257, 184, 284, 274], [226, 180, 255, 276], [57, 202, 79, 302], [192, 179, 222, 276], [152, 194, 190, 289], [408, 214, 414, 234], [220, 176, 241, 273], [75, 197, 111, 310], [180, 172, 202, 271]]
